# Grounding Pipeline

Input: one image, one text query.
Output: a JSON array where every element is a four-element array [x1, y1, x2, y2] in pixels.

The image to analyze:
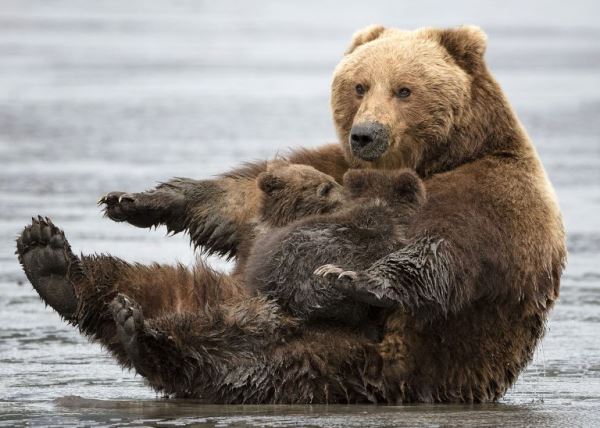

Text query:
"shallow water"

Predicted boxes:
[[1, 1, 599, 426]]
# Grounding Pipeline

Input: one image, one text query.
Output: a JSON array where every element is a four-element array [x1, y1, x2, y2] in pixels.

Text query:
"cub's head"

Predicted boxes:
[[332, 25, 496, 175], [343, 168, 426, 209], [257, 160, 346, 227]]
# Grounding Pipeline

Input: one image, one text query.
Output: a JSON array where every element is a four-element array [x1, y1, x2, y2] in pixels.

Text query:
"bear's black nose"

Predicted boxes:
[[349, 122, 389, 161], [350, 128, 374, 148]]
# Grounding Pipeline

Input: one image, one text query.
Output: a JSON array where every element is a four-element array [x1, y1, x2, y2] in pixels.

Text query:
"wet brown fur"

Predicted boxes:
[[18, 25, 566, 404], [245, 166, 425, 330]]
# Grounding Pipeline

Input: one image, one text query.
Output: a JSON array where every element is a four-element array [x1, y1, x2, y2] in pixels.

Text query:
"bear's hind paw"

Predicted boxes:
[[110, 294, 147, 374], [16, 216, 80, 320]]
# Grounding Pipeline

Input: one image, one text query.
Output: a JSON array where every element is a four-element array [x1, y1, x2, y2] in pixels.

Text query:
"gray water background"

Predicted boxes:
[[0, 0, 599, 426]]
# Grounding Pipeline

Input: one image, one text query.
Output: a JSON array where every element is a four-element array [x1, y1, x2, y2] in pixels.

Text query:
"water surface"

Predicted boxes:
[[1, 1, 599, 426]]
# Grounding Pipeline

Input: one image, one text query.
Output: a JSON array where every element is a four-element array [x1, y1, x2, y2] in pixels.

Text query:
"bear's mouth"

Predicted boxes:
[[352, 142, 388, 161]]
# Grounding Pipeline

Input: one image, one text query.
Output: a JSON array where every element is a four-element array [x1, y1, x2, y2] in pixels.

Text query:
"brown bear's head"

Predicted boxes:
[[332, 25, 512, 176], [257, 160, 346, 227]]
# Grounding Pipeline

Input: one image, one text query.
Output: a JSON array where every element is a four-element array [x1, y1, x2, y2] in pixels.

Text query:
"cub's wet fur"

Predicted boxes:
[[246, 165, 426, 332]]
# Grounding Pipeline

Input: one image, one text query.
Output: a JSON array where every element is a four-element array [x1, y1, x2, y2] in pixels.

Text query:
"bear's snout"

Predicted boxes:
[[349, 122, 389, 162]]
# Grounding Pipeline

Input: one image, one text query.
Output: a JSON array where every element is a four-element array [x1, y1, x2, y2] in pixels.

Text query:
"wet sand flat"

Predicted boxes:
[[1, 1, 599, 426]]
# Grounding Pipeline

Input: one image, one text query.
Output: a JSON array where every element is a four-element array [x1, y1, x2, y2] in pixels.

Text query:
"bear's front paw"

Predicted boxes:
[[98, 191, 135, 221], [98, 189, 185, 229], [314, 264, 358, 281]]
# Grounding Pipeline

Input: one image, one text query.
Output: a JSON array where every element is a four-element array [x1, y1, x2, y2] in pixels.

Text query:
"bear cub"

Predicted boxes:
[[245, 161, 426, 330]]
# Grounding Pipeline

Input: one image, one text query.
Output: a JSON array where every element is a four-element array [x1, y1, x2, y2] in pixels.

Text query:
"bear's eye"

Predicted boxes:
[[355, 84, 367, 96], [395, 87, 411, 99]]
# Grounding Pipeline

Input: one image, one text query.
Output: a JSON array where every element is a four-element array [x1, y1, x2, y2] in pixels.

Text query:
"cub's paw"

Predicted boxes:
[[98, 189, 184, 229], [16, 217, 81, 320], [110, 294, 146, 374], [313, 264, 358, 281]]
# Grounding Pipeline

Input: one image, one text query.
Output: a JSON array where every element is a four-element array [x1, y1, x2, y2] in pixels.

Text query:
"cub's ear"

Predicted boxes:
[[435, 25, 487, 72], [343, 169, 372, 196], [345, 25, 386, 55], [257, 172, 285, 194], [389, 170, 426, 204]]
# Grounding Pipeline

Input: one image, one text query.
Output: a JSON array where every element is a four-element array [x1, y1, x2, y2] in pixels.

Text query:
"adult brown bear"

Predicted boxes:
[[16, 25, 566, 403]]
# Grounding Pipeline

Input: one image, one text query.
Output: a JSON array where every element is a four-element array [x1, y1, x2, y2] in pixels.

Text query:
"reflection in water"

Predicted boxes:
[[1, 1, 600, 426], [0, 396, 589, 427]]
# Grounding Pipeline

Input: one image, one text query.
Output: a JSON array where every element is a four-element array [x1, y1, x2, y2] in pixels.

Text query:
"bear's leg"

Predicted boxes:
[[99, 177, 258, 258], [108, 291, 386, 403], [99, 144, 349, 259], [107, 290, 300, 397], [16, 217, 244, 366]]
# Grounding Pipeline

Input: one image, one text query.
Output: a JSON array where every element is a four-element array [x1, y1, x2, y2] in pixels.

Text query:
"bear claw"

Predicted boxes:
[[314, 264, 358, 281], [98, 190, 165, 229], [16, 217, 80, 320], [314, 264, 342, 277]]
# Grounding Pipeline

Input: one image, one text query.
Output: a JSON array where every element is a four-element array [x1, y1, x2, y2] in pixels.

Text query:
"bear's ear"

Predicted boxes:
[[343, 169, 371, 196], [389, 170, 426, 204], [435, 25, 487, 72], [266, 158, 290, 172], [345, 25, 386, 55], [257, 172, 285, 194]]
